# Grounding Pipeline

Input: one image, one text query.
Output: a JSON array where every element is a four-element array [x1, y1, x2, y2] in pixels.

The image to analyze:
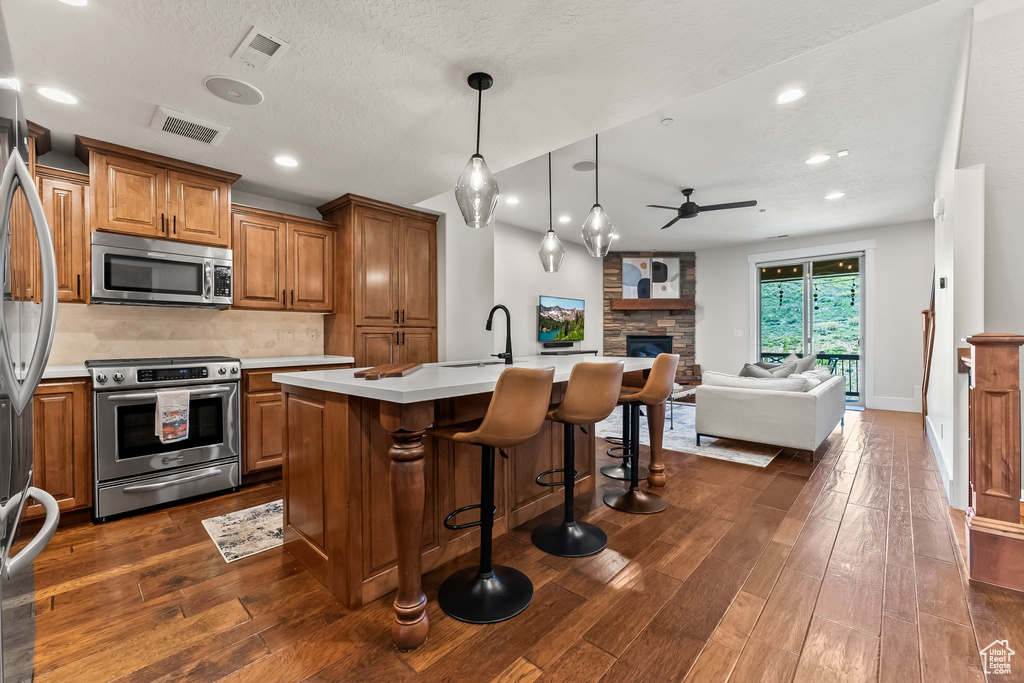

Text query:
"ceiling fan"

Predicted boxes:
[[648, 188, 758, 230]]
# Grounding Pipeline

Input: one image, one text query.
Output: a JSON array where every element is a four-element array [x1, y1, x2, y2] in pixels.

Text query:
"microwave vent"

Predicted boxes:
[[149, 106, 229, 146], [232, 26, 291, 70]]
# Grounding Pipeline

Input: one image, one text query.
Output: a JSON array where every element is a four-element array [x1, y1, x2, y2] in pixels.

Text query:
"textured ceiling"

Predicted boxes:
[[491, 0, 973, 251], [3, 0, 950, 220]]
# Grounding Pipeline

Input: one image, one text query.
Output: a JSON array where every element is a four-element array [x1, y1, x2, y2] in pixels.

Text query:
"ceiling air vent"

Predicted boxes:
[[149, 106, 229, 146], [232, 26, 291, 70]]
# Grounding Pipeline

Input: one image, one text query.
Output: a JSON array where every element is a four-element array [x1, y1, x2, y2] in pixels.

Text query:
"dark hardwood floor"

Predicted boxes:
[[27, 409, 1024, 681]]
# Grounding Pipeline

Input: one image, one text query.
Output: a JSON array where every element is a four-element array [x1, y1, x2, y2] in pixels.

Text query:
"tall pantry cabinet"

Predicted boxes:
[[317, 194, 438, 366]]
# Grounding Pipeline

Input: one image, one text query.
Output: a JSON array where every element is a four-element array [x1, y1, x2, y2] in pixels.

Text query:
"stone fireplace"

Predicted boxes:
[[603, 252, 696, 378], [626, 335, 673, 357]]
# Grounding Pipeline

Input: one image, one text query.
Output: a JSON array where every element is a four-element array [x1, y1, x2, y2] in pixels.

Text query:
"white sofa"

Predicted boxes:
[[694, 373, 846, 453]]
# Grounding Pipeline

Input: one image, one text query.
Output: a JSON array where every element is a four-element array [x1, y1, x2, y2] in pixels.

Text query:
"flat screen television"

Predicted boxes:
[[538, 295, 585, 342]]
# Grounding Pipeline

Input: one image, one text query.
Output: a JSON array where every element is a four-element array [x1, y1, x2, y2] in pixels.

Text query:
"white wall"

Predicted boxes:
[[417, 192, 494, 361], [493, 221, 604, 358], [695, 220, 934, 412]]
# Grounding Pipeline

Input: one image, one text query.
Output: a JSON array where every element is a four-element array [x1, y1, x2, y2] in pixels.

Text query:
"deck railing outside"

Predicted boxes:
[[759, 352, 860, 402]]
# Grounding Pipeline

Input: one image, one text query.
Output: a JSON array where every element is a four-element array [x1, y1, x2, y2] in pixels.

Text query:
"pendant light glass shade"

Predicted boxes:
[[538, 152, 564, 272], [455, 72, 499, 229], [581, 134, 614, 257], [456, 154, 499, 229], [539, 229, 564, 272]]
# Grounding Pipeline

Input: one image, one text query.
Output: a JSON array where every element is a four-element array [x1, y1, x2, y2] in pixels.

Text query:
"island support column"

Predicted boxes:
[[379, 401, 434, 650], [646, 402, 666, 487]]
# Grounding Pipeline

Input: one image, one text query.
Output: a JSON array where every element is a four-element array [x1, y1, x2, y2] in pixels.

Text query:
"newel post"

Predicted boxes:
[[965, 333, 1024, 592]]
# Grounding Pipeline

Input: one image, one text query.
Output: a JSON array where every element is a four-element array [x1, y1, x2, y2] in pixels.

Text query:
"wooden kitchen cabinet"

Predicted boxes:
[[242, 363, 351, 474], [318, 194, 438, 365], [36, 166, 90, 303], [232, 206, 335, 313], [23, 379, 92, 520], [10, 124, 51, 304], [76, 136, 239, 248]]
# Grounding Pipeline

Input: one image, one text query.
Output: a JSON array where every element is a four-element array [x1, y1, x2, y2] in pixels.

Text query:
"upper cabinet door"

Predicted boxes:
[[232, 212, 286, 310], [398, 216, 436, 328], [92, 153, 166, 238], [168, 170, 230, 247], [287, 221, 333, 312], [37, 169, 89, 304], [354, 207, 399, 327]]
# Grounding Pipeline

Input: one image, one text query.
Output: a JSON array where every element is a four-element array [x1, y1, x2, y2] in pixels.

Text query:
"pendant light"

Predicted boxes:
[[538, 153, 565, 272], [455, 72, 499, 229], [581, 134, 614, 257]]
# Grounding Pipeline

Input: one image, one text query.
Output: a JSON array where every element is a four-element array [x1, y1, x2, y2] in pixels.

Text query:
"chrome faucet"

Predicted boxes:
[[486, 304, 513, 365]]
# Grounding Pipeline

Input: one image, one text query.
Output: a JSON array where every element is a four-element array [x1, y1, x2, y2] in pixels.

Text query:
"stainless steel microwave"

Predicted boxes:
[[91, 232, 233, 308]]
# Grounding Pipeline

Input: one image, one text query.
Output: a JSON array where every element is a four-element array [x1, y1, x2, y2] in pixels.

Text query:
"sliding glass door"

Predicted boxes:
[[757, 254, 863, 405]]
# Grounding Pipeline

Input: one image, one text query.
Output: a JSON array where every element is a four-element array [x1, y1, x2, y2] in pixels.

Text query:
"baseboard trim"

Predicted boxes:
[[867, 395, 919, 412], [925, 415, 954, 504]]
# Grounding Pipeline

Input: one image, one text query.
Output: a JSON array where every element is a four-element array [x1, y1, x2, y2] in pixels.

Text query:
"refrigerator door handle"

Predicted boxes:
[[4, 487, 59, 579], [0, 148, 58, 415]]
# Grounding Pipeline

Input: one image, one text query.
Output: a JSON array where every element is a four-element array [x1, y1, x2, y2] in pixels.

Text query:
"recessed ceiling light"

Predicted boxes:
[[34, 85, 78, 104], [837, 149, 849, 157], [204, 76, 264, 105], [58, 0, 88, 6], [572, 160, 597, 172], [825, 191, 845, 200], [558, 215, 571, 224], [505, 196, 519, 205], [660, 117, 674, 126], [805, 154, 830, 165], [776, 88, 805, 104], [274, 155, 298, 167]]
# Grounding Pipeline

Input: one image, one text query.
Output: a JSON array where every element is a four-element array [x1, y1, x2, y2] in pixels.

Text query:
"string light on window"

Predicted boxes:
[[850, 281, 857, 306], [778, 283, 784, 306], [813, 284, 819, 311]]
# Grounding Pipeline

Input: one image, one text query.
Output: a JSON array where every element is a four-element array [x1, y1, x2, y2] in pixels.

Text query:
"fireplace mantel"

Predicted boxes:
[[610, 297, 695, 315]]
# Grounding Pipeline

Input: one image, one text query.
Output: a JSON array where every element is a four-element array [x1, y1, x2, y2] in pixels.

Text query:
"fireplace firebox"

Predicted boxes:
[[626, 335, 673, 358]]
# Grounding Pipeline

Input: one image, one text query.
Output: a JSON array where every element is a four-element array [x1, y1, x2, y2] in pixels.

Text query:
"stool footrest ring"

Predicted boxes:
[[443, 503, 498, 531], [535, 467, 580, 487]]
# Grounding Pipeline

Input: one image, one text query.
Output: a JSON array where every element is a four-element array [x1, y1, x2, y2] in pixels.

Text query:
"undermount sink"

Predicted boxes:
[[440, 361, 505, 368]]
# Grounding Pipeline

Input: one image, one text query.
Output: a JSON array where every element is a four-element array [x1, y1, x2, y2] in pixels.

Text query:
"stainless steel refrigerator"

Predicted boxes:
[[0, 5, 61, 682]]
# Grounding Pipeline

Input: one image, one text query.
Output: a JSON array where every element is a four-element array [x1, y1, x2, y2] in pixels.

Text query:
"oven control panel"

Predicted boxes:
[[137, 366, 209, 383]]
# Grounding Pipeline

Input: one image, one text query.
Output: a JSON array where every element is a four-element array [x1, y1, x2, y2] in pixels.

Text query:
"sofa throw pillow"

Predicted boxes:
[[784, 353, 818, 374], [702, 371, 807, 392], [739, 363, 773, 378], [769, 362, 797, 378], [754, 361, 781, 370]]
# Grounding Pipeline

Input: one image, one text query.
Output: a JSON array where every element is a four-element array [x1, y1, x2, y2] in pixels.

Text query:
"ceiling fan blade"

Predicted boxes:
[[646, 204, 681, 210], [659, 216, 683, 230], [699, 200, 758, 212]]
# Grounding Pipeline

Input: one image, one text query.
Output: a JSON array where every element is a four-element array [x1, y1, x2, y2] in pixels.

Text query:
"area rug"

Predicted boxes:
[[595, 403, 781, 468], [202, 500, 284, 563]]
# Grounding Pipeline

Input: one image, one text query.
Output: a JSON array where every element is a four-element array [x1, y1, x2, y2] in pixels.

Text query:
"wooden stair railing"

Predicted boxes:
[[965, 333, 1024, 592]]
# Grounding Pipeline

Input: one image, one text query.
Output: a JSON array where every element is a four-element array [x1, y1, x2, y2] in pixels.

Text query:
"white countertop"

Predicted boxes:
[[43, 364, 89, 379], [240, 355, 355, 370], [273, 355, 654, 404]]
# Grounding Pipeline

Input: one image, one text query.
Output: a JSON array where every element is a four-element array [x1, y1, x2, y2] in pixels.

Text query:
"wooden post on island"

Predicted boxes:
[[379, 401, 434, 650], [965, 333, 1024, 592]]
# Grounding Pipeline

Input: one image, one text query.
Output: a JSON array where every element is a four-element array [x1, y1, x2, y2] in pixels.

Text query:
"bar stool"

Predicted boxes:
[[532, 361, 624, 557], [604, 353, 679, 514], [428, 366, 555, 624], [600, 404, 650, 481]]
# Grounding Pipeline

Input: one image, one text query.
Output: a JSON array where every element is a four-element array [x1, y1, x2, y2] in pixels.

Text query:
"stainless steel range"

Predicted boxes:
[[86, 356, 241, 521]]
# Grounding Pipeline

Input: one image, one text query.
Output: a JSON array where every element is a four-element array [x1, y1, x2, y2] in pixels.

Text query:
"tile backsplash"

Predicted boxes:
[[49, 304, 325, 365]]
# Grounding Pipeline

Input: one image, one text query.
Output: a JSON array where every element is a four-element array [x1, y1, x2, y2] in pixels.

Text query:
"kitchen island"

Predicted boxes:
[[273, 355, 664, 650]]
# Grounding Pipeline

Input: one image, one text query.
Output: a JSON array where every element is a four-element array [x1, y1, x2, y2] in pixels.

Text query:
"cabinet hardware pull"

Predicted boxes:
[[401, 309, 405, 324], [282, 289, 286, 307], [76, 274, 80, 296], [394, 309, 399, 323], [172, 215, 176, 235], [394, 331, 399, 345], [161, 213, 165, 232], [401, 331, 405, 345], [291, 290, 294, 306]]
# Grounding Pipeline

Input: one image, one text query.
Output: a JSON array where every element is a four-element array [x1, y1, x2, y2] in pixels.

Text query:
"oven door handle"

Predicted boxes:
[[104, 386, 234, 402], [122, 468, 223, 493]]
